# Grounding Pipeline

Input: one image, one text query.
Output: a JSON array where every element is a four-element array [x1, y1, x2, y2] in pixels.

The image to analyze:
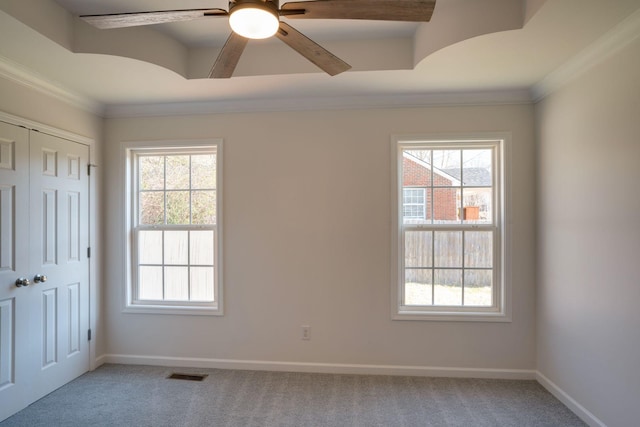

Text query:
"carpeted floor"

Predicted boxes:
[[1, 364, 586, 426]]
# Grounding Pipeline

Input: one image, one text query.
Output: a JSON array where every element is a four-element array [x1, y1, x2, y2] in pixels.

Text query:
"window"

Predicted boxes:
[[403, 188, 426, 220], [124, 141, 223, 315], [391, 135, 509, 321]]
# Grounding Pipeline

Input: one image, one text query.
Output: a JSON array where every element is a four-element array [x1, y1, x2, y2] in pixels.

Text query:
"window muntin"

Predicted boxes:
[[138, 153, 216, 226], [404, 230, 493, 307], [136, 229, 215, 301], [394, 139, 505, 320], [127, 145, 222, 314]]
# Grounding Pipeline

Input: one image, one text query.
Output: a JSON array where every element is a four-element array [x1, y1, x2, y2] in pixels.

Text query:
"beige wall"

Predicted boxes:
[[0, 77, 105, 359], [103, 104, 536, 370], [536, 38, 640, 426]]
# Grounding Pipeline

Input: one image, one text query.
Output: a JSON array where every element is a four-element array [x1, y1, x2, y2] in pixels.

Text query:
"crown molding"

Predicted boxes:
[[0, 54, 104, 116], [532, 7, 640, 102], [0, 48, 531, 119], [104, 89, 532, 118]]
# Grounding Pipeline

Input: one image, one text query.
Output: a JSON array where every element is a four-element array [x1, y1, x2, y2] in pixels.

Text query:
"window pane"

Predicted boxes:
[[404, 231, 432, 267], [462, 188, 492, 224], [432, 150, 461, 186], [433, 188, 460, 224], [139, 192, 164, 225], [464, 270, 492, 306], [403, 188, 424, 204], [190, 230, 214, 266], [434, 231, 462, 267], [403, 149, 431, 165], [165, 231, 188, 265], [166, 191, 190, 224], [402, 151, 432, 225], [165, 155, 190, 190], [139, 156, 164, 190], [191, 191, 216, 225], [434, 269, 462, 305], [465, 232, 493, 268], [403, 204, 423, 219], [402, 188, 426, 223], [462, 149, 492, 186], [138, 230, 162, 264], [165, 267, 189, 300], [139, 266, 163, 300], [402, 151, 432, 187], [191, 267, 215, 302], [404, 269, 432, 306], [191, 154, 216, 189]]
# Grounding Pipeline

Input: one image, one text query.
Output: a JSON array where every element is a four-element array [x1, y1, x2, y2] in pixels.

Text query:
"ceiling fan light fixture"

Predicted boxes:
[[229, 1, 279, 40]]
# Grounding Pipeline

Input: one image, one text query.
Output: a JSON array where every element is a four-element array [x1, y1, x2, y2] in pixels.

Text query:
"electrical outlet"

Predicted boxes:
[[301, 325, 310, 341]]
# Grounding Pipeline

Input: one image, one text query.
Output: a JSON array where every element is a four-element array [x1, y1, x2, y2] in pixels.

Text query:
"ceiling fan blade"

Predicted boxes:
[[209, 32, 250, 79], [80, 9, 228, 29], [280, 0, 436, 22], [276, 22, 351, 76]]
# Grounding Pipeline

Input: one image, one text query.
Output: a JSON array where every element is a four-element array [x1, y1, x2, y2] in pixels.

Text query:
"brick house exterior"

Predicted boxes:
[[402, 153, 458, 221]]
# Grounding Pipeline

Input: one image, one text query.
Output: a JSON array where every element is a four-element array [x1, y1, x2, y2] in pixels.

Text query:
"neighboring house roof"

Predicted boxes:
[[442, 168, 492, 187]]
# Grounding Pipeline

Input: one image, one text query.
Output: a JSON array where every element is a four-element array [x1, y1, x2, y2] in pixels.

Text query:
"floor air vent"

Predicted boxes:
[[167, 373, 208, 381]]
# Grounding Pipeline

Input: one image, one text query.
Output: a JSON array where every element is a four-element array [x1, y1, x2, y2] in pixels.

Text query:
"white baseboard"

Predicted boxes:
[[535, 371, 606, 427], [97, 353, 535, 380], [93, 354, 109, 370]]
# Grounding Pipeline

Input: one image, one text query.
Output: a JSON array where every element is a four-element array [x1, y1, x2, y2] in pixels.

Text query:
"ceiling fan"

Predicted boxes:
[[79, 0, 437, 78]]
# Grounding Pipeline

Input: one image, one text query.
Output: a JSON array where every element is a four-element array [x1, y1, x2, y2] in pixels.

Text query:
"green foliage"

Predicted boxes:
[[139, 154, 216, 225]]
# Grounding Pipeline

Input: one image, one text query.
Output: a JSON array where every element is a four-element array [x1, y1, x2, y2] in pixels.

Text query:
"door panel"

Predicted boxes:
[[0, 299, 15, 387], [42, 189, 57, 265], [0, 186, 15, 270], [41, 288, 58, 369], [0, 122, 30, 421], [67, 282, 81, 356]]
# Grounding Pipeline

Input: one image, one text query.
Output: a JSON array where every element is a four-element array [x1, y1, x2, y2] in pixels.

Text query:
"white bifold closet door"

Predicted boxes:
[[0, 121, 90, 421]]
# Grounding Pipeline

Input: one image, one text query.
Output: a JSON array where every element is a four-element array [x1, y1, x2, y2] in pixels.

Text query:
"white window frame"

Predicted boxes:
[[391, 133, 511, 322], [122, 139, 223, 316]]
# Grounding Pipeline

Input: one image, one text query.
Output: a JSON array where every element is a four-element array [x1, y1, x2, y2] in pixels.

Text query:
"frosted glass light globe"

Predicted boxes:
[[229, 6, 279, 39]]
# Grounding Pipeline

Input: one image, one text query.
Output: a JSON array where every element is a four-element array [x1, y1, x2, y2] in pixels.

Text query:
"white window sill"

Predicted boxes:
[[394, 308, 511, 322], [123, 303, 222, 316]]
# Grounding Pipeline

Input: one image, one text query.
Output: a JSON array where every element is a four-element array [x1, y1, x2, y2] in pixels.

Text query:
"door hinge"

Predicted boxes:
[[87, 163, 97, 176], [87, 247, 91, 258], [88, 329, 92, 341]]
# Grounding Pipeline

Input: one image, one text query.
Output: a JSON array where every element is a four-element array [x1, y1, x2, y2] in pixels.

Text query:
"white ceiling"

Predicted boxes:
[[54, 0, 421, 46], [1, 0, 639, 116]]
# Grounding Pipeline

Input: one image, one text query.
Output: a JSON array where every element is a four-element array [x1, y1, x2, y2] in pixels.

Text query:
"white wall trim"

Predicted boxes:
[[0, 111, 94, 145], [536, 371, 607, 427], [0, 55, 103, 116], [103, 89, 533, 118], [98, 353, 535, 380], [532, 7, 640, 102]]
